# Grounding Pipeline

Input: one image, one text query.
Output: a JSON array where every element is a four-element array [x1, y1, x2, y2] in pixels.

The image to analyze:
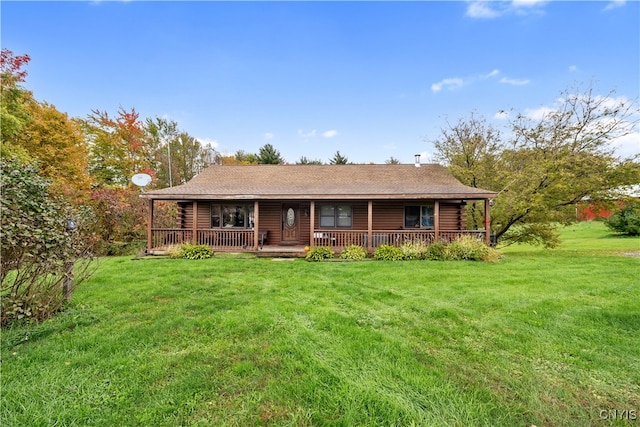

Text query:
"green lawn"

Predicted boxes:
[[2, 222, 639, 426]]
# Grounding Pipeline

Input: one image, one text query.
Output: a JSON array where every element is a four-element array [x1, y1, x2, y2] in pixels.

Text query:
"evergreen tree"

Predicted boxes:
[[329, 151, 349, 165]]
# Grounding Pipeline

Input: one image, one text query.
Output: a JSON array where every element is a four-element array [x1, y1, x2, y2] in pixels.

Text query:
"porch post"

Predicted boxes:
[[434, 200, 440, 242], [484, 199, 491, 245], [367, 200, 373, 252], [147, 199, 154, 253], [193, 200, 198, 244], [253, 200, 260, 250], [309, 200, 315, 247]]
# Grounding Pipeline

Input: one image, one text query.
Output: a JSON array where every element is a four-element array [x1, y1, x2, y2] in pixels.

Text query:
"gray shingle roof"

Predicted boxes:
[[140, 164, 497, 200]]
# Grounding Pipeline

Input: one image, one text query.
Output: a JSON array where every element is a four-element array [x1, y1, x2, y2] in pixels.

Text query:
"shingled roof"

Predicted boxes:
[[140, 164, 497, 200]]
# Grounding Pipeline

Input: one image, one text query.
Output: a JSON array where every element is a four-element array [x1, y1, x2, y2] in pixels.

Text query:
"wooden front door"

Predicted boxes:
[[282, 204, 299, 244]]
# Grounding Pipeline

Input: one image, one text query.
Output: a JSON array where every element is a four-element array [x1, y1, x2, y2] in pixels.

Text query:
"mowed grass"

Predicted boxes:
[[2, 223, 638, 426]]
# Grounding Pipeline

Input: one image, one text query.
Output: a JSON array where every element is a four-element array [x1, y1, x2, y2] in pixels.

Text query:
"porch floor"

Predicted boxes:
[[254, 245, 308, 258]]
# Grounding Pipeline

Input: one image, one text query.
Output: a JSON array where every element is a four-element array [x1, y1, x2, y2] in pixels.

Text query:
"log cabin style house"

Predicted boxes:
[[140, 163, 497, 256]]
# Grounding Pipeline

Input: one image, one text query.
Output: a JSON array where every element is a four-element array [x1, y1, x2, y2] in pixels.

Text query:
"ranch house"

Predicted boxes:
[[140, 163, 497, 256]]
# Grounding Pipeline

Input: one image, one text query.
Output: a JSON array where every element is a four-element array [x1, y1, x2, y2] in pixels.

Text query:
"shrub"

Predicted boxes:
[[606, 202, 640, 236], [306, 246, 334, 261], [373, 244, 404, 261], [446, 235, 501, 262], [400, 242, 428, 260], [424, 242, 448, 261], [1, 157, 96, 326], [173, 243, 214, 260], [340, 245, 368, 260]]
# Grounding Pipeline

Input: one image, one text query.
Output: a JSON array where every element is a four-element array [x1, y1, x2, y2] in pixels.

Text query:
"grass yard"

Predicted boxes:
[[2, 222, 639, 426]]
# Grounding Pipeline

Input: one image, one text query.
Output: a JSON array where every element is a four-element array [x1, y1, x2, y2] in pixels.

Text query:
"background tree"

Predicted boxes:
[[433, 85, 640, 247], [385, 157, 400, 164], [297, 156, 323, 165], [257, 143, 284, 164], [16, 101, 92, 200], [1, 49, 32, 154], [329, 150, 349, 165], [433, 114, 503, 231], [84, 107, 153, 187], [145, 117, 178, 188], [221, 150, 258, 165]]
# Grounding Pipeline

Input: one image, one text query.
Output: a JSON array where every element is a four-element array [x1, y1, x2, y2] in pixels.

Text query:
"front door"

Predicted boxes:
[[282, 204, 299, 244]]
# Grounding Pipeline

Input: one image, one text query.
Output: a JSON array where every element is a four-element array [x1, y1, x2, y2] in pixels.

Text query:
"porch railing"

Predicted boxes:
[[150, 228, 488, 252], [198, 229, 254, 249], [151, 228, 254, 251], [151, 228, 194, 249], [312, 229, 486, 248]]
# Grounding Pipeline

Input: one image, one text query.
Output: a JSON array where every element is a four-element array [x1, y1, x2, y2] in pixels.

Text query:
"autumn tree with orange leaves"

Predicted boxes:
[[83, 107, 155, 187]]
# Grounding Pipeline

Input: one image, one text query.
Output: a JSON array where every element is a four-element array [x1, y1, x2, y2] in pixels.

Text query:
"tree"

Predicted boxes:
[[1, 49, 32, 150], [17, 101, 92, 200], [605, 201, 640, 236], [297, 156, 323, 165], [83, 107, 153, 187], [433, 85, 640, 247], [223, 150, 258, 165], [329, 151, 349, 165], [145, 116, 178, 188], [385, 157, 400, 164], [433, 114, 503, 231], [257, 144, 284, 164]]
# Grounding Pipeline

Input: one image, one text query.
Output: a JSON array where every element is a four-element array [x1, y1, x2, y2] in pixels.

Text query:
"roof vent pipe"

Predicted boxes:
[[414, 154, 421, 167]]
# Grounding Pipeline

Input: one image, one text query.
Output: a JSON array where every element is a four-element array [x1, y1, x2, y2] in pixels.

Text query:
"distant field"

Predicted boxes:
[[2, 222, 638, 426]]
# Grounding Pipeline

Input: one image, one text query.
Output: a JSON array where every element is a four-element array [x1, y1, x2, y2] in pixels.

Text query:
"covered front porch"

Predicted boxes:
[[145, 199, 492, 256]]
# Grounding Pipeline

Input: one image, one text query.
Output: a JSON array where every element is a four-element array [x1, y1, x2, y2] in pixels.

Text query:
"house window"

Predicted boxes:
[[405, 204, 434, 228], [211, 204, 254, 228], [319, 205, 352, 228]]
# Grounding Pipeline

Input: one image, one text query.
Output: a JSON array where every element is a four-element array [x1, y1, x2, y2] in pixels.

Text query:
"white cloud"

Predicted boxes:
[[512, 0, 547, 7], [609, 131, 640, 158], [263, 132, 275, 140], [569, 65, 578, 72], [196, 137, 219, 149], [297, 129, 317, 138], [322, 130, 338, 138], [494, 110, 510, 120], [604, 0, 626, 11], [417, 151, 433, 163], [465, 0, 546, 19], [524, 106, 556, 121], [484, 69, 500, 78], [465, 1, 499, 18], [499, 77, 531, 86], [431, 78, 464, 93]]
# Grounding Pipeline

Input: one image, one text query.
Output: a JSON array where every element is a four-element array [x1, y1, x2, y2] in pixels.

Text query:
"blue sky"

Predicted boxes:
[[3, 0, 639, 164]]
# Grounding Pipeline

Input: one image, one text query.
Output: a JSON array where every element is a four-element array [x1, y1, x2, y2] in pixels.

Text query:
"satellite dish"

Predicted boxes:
[[132, 173, 152, 188]]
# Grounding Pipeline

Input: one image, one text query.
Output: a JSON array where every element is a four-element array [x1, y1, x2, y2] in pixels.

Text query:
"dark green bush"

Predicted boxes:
[[305, 246, 334, 261], [373, 244, 404, 261], [606, 202, 640, 236], [340, 245, 368, 260], [172, 243, 214, 260]]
